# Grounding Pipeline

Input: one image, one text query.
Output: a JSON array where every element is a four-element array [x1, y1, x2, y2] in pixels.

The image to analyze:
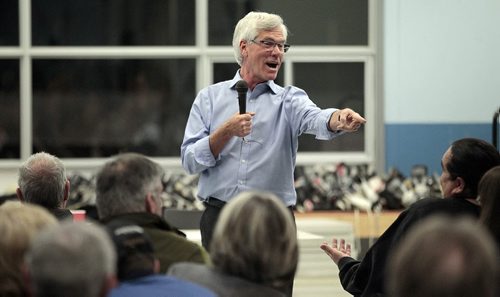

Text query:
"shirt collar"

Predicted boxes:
[[230, 70, 279, 95]]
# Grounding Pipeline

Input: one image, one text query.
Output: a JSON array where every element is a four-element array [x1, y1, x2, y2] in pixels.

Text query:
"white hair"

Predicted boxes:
[[232, 11, 288, 66]]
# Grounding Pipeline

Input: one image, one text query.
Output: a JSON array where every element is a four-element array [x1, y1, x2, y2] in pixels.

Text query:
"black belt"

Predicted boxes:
[[205, 196, 295, 211], [204, 197, 226, 208]]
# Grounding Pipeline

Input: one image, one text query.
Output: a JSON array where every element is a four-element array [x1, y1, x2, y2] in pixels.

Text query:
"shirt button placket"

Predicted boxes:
[[237, 142, 250, 187]]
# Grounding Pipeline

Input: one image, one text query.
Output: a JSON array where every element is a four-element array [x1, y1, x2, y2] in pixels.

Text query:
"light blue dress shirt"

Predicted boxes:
[[181, 71, 341, 206]]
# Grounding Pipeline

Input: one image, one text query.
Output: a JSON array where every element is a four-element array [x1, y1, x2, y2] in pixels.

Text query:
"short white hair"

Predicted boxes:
[[232, 11, 288, 66]]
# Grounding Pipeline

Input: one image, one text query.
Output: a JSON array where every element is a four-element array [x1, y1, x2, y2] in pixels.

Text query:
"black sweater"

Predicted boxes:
[[337, 197, 481, 297]]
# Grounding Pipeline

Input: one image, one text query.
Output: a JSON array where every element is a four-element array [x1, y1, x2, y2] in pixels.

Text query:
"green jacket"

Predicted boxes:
[[103, 212, 211, 273]]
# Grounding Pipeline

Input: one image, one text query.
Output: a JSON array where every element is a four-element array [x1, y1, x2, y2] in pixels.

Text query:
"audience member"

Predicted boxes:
[[320, 137, 500, 297], [25, 221, 117, 297], [0, 201, 58, 297], [17, 152, 73, 220], [386, 216, 499, 297], [106, 221, 216, 297], [168, 191, 298, 297], [478, 165, 500, 247], [95, 152, 210, 272]]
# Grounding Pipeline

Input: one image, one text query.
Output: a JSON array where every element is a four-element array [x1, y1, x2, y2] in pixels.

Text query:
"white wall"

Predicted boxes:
[[385, 0, 500, 124]]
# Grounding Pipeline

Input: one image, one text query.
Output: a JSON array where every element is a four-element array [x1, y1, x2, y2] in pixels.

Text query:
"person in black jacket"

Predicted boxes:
[[320, 138, 500, 297]]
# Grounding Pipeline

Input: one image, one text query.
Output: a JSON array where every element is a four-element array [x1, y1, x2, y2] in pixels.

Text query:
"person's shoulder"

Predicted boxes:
[[203, 79, 233, 93], [49, 208, 74, 221], [408, 197, 444, 210], [168, 262, 209, 276], [197, 80, 235, 104], [407, 197, 480, 217], [106, 213, 203, 252], [145, 226, 199, 247], [167, 263, 216, 289], [169, 263, 286, 297], [145, 227, 210, 264], [151, 274, 217, 297], [280, 84, 305, 95], [110, 274, 216, 297]]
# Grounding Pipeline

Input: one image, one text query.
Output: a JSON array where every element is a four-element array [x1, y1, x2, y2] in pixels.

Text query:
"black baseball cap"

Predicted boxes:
[[106, 220, 156, 281]]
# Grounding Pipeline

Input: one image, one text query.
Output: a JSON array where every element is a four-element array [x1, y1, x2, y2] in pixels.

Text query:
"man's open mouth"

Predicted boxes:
[[266, 62, 278, 69]]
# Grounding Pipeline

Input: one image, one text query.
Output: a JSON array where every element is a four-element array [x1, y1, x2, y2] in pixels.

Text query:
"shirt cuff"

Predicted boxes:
[[316, 108, 344, 140], [194, 136, 217, 167]]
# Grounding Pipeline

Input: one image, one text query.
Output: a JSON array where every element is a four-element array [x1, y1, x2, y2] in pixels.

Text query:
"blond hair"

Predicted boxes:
[[210, 191, 298, 290], [0, 201, 58, 296]]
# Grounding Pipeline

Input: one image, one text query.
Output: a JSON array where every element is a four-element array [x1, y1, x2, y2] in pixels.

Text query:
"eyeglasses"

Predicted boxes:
[[250, 39, 290, 53]]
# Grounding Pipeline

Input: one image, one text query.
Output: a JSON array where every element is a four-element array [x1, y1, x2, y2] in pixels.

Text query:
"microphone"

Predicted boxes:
[[235, 80, 248, 114]]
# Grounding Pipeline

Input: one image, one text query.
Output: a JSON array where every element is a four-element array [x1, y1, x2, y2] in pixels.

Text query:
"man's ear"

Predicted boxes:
[[451, 176, 465, 195], [16, 188, 24, 202], [99, 274, 118, 297], [20, 262, 33, 297], [153, 258, 161, 274], [145, 193, 158, 215], [62, 179, 70, 207], [240, 40, 248, 56]]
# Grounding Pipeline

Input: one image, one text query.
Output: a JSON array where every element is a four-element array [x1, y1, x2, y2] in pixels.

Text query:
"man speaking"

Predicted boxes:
[[181, 11, 366, 251]]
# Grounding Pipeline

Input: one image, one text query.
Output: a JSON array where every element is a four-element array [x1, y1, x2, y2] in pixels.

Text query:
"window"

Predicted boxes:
[[32, 59, 195, 157], [0, 2, 18, 45], [294, 62, 365, 152], [0, 60, 20, 158], [208, 0, 368, 46], [1, 0, 378, 168], [32, 0, 195, 46]]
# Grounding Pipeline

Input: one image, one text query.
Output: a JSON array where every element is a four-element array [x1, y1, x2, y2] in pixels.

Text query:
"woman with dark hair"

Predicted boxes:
[[320, 138, 500, 297]]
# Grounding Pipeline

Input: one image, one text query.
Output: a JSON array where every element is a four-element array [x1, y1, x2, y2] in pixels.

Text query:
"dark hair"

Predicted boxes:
[[447, 138, 500, 198], [95, 153, 164, 219], [479, 165, 500, 245]]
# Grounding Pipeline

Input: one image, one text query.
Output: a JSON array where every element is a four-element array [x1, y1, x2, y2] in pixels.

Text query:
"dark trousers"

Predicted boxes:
[[199, 198, 225, 251], [200, 197, 296, 297]]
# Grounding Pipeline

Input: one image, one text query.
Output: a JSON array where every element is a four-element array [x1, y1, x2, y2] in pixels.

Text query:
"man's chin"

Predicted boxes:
[[265, 71, 279, 81]]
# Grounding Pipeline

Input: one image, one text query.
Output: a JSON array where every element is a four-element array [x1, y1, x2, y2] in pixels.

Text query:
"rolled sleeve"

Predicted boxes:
[[182, 136, 217, 174], [194, 136, 217, 167]]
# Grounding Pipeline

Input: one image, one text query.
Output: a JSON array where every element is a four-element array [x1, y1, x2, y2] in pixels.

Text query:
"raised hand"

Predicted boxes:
[[320, 238, 352, 265]]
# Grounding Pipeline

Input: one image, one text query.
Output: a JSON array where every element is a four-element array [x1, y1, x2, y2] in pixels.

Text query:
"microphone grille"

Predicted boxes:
[[235, 80, 248, 92]]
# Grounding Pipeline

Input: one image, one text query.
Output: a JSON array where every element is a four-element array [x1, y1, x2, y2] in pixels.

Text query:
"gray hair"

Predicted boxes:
[[95, 153, 164, 220], [232, 11, 288, 66], [210, 191, 298, 290], [26, 221, 116, 297], [18, 152, 67, 209], [387, 216, 499, 297]]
